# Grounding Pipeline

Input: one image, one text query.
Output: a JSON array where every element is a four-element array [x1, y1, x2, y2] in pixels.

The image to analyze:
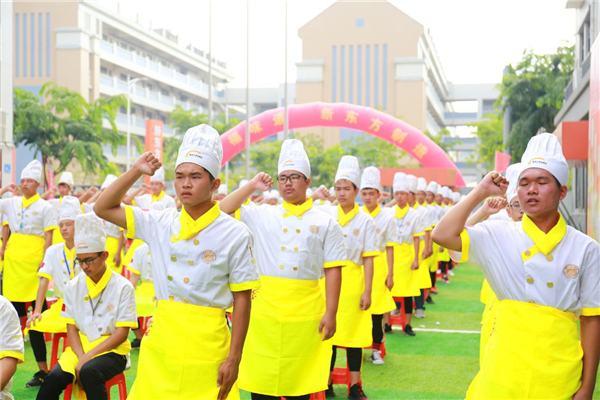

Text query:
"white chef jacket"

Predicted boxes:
[[1, 195, 56, 236], [456, 219, 600, 315], [240, 201, 347, 280], [134, 192, 177, 210], [38, 243, 82, 299], [128, 243, 153, 283], [84, 203, 122, 238], [0, 295, 24, 400], [413, 203, 432, 233], [365, 206, 397, 252], [125, 203, 260, 309], [394, 205, 424, 244]]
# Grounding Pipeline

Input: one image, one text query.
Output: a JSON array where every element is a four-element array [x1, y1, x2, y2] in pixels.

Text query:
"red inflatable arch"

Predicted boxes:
[[221, 102, 466, 187]]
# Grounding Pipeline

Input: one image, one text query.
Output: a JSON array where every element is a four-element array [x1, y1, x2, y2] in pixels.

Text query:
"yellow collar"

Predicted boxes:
[[363, 204, 381, 218], [522, 213, 567, 258], [177, 201, 221, 241], [427, 202, 435, 207], [152, 191, 166, 202], [412, 203, 419, 209], [85, 267, 112, 299], [395, 204, 409, 220], [22, 193, 40, 208], [282, 198, 313, 218], [233, 198, 252, 221], [338, 203, 359, 226]]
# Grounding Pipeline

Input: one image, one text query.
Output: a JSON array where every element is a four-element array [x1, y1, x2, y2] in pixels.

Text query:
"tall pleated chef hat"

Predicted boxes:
[[21, 160, 42, 183], [406, 175, 418, 193], [505, 163, 523, 202], [217, 185, 228, 195], [75, 213, 106, 254], [58, 172, 74, 188], [263, 191, 272, 200], [519, 133, 569, 186], [335, 156, 360, 187], [101, 174, 117, 190], [442, 187, 452, 199], [305, 187, 313, 196], [360, 166, 382, 192], [150, 167, 165, 184], [175, 124, 223, 179], [393, 173, 409, 193], [436, 185, 444, 196], [416, 177, 427, 192], [278, 139, 311, 178], [451, 192, 461, 203], [426, 181, 438, 194], [59, 196, 82, 222], [270, 189, 280, 200]]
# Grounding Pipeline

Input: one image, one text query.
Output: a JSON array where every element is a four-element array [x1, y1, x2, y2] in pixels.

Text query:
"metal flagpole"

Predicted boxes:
[[245, 1, 250, 180], [283, 1, 288, 140], [208, 1, 213, 126]]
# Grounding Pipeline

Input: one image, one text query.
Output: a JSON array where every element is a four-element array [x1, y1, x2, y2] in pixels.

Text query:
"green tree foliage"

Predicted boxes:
[[499, 45, 574, 160], [13, 83, 125, 184], [423, 128, 459, 153], [469, 112, 504, 168]]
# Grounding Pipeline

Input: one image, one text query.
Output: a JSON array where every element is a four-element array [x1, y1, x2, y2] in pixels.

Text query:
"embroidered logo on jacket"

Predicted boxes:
[[563, 264, 579, 279], [202, 250, 217, 264]]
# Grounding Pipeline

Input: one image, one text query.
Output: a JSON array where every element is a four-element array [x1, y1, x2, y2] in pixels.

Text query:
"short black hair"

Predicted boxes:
[[352, 183, 358, 190], [203, 167, 215, 182]]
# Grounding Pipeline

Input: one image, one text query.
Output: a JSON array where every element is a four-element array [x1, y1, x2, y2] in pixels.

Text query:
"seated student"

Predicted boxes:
[[36, 213, 137, 400], [27, 196, 83, 336], [1, 294, 25, 400]]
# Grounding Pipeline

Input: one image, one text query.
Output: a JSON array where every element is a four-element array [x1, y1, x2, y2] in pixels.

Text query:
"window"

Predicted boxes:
[[355, 18, 364, 28], [84, 13, 91, 31], [119, 73, 127, 81]]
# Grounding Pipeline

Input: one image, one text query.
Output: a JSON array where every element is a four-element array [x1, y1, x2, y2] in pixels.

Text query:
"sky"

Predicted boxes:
[[103, 0, 576, 88]]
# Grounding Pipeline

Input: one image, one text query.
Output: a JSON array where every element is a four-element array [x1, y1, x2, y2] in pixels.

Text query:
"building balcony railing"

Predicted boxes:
[[116, 47, 133, 62], [100, 40, 114, 54], [100, 74, 114, 87], [564, 78, 574, 103]]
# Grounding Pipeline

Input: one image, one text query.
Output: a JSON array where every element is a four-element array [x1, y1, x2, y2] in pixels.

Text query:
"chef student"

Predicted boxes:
[[0, 160, 57, 387], [219, 138, 345, 400], [26, 197, 83, 338], [358, 166, 396, 366], [317, 156, 377, 400], [415, 178, 441, 302], [36, 213, 138, 400], [437, 187, 453, 282], [43, 172, 79, 245], [424, 181, 443, 297], [124, 167, 177, 210], [1, 294, 25, 400], [433, 133, 600, 399], [93, 124, 260, 400]]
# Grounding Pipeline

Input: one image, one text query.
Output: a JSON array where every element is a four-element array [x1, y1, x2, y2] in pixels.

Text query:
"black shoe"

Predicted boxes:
[[403, 324, 416, 337], [325, 384, 335, 398], [348, 383, 369, 400], [26, 370, 48, 387], [384, 323, 392, 333], [131, 338, 142, 349], [426, 296, 435, 305]]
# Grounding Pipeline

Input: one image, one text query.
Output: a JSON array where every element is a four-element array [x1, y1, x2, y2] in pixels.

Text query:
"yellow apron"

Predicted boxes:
[[3, 233, 44, 301], [466, 300, 583, 399], [129, 300, 239, 400], [417, 240, 432, 289], [135, 281, 157, 317], [29, 298, 68, 334], [429, 243, 441, 273], [52, 228, 65, 245], [438, 245, 450, 262], [390, 243, 420, 297], [121, 239, 144, 269], [480, 279, 493, 305], [478, 294, 498, 367], [239, 276, 331, 397], [369, 251, 396, 315], [105, 236, 123, 274]]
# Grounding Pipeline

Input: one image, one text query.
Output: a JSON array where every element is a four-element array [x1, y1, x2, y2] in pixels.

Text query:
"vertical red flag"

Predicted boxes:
[[495, 151, 511, 173], [144, 120, 164, 186]]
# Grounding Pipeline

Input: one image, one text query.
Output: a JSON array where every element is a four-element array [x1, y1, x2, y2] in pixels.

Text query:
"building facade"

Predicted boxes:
[[1, 0, 14, 186]]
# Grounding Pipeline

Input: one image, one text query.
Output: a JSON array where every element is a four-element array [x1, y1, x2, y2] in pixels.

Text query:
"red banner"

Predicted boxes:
[[145, 120, 164, 185], [494, 151, 511, 173]]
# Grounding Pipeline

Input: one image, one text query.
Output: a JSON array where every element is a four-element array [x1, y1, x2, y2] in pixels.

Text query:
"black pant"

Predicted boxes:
[[13, 299, 47, 363], [440, 261, 451, 277], [430, 271, 437, 289], [251, 394, 309, 400], [396, 297, 413, 314], [330, 346, 362, 372], [36, 352, 126, 400], [415, 289, 425, 310], [372, 314, 384, 345]]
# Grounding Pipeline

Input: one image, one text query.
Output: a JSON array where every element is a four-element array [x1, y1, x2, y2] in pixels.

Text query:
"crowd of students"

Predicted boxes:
[[0, 125, 598, 400]]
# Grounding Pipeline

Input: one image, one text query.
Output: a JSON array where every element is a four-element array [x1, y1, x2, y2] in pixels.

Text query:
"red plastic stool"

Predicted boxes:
[[366, 336, 386, 359], [43, 298, 60, 342], [49, 332, 69, 369], [330, 346, 362, 395], [280, 393, 325, 400], [138, 316, 152, 335], [19, 302, 33, 334], [64, 372, 127, 400], [389, 297, 406, 330]]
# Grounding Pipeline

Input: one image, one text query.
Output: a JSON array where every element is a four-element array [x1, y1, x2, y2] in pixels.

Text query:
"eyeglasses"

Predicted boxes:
[[277, 174, 304, 184], [75, 253, 103, 266], [509, 202, 521, 211]]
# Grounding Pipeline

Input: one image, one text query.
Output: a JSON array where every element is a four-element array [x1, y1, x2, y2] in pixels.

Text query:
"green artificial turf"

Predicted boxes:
[[9, 263, 600, 399]]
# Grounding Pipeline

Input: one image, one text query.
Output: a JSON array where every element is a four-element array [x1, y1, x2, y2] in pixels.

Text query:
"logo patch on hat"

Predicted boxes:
[[528, 157, 547, 166], [563, 264, 579, 279], [77, 242, 88, 251], [282, 160, 295, 167], [185, 150, 203, 159]]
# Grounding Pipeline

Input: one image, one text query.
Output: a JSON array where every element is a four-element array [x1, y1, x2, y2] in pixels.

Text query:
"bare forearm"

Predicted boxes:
[[2, 225, 8, 248], [85, 328, 129, 359], [44, 231, 53, 252], [129, 273, 140, 287], [219, 183, 255, 214], [386, 246, 394, 275], [229, 290, 251, 363], [579, 316, 600, 394], [67, 324, 85, 359], [0, 358, 17, 391], [34, 278, 50, 314], [413, 237, 420, 259], [324, 267, 341, 315]]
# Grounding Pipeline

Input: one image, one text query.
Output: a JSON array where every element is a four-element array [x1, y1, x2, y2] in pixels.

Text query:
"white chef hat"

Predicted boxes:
[[520, 133, 569, 186], [101, 174, 117, 190], [150, 167, 165, 184], [278, 139, 311, 178], [217, 185, 228, 195], [306, 187, 313, 197], [451, 192, 461, 203], [75, 213, 106, 254], [59, 196, 82, 222], [360, 166, 382, 192], [269, 189, 280, 200], [406, 175, 418, 193], [151, 202, 166, 212], [393, 173, 409, 193], [58, 172, 74, 188], [436, 185, 444, 196], [175, 124, 223, 179], [335, 156, 360, 187], [329, 186, 335, 196], [21, 160, 42, 183], [505, 163, 523, 202], [416, 177, 427, 192], [426, 181, 438, 194], [263, 191, 272, 200], [442, 187, 451, 199]]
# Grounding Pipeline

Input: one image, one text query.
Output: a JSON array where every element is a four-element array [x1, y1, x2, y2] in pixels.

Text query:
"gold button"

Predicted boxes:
[[99, 300, 103, 304], [84, 296, 89, 302], [529, 300, 535, 304], [168, 275, 173, 281], [193, 239, 199, 245], [283, 228, 288, 233], [281, 246, 286, 251], [251, 258, 256, 264], [524, 250, 531, 257], [174, 234, 180, 240], [183, 298, 189, 303], [184, 277, 190, 284], [98, 314, 102, 317], [296, 229, 301, 233], [169, 295, 174, 301], [547, 282, 554, 288], [98, 327, 103, 332], [527, 277, 534, 284], [344, 234, 347, 238], [171, 256, 177, 262], [188, 260, 194, 265], [279, 265, 284, 270], [546, 255, 553, 262], [294, 247, 299, 252], [298, 216, 302, 220], [293, 266, 298, 271]]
